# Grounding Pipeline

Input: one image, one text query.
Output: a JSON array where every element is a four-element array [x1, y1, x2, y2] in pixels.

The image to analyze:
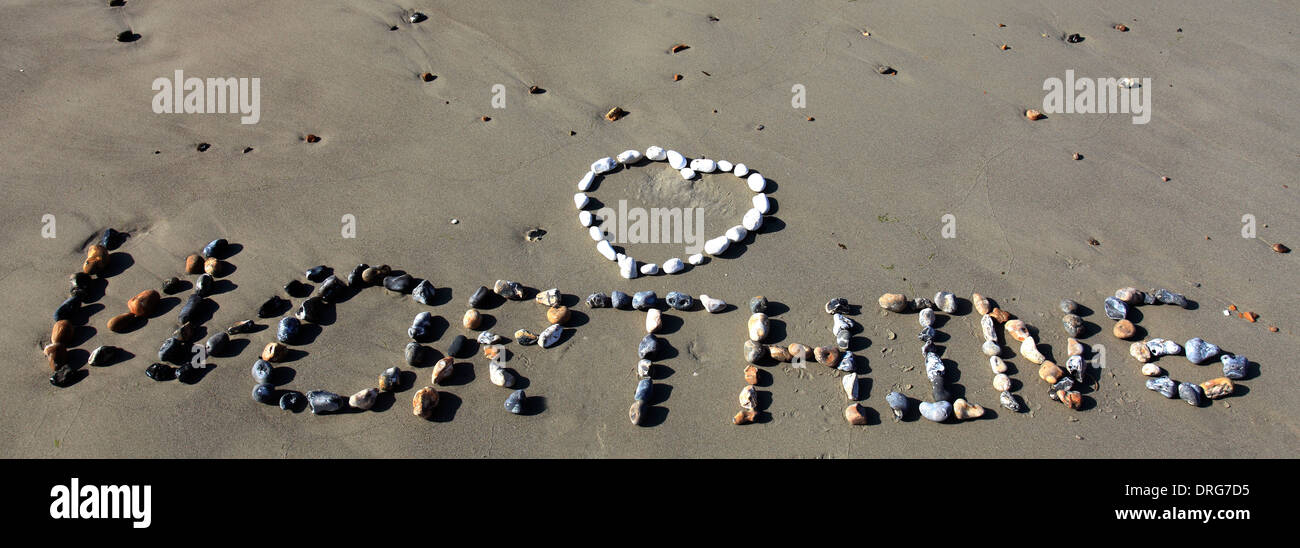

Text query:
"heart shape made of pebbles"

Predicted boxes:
[[573, 147, 774, 278]]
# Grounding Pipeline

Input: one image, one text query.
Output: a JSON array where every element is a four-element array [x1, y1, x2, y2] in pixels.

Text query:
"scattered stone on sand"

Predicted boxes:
[[413, 387, 439, 418]]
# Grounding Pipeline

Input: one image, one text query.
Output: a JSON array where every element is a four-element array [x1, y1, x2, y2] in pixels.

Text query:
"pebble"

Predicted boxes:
[[586, 292, 611, 308], [408, 311, 435, 341], [1103, 297, 1127, 320], [689, 158, 717, 173], [379, 366, 402, 391], [1153, 289, 1189, 308], [741, 208, 764, 231], [989, 307, 1010, 323], [477, 331, 503, 345], [725, 225, 748, 243], [145, 362, 174, 381], [733, 409, 758, 425], [739, 385, 758, 410], [1115, 287, 1144, 304], [989, 356, 1007, 374], [1004, 320, 1030, 342], [176, 293, 204, 325], [1066, 355, 1087, 382], [918, 326, 936, 342], [432, 357, 454, 384], [1113, 319, 1137, 339], [611, 291, 631, 309], [226, 320, 255, 335], [384, 274, 415, 294], [817, 346, 843, 368], [277, 317, 301, 344], [638, 334, 660, 359], [645, 308, 662, 333], [645, 146, 667, 161], [533, 288, 561, 308], [361, 265, 390, 286], [1151, 338, 1182, 356], [666, 292, 692, 311], [1059, 299, 1078, 314], [633, 378, 654, 402], [279, 391, 303, 411], [934, 291, 956, 314], [836, 329, 850, 350], [504, 389, 526, 414], [590, 157, 617, 174], [462, 309, 482, 330], [748, 296, 769, 314], [99, 228, 126, 250], [752, 194, 772, 215], [67, 272, 91, 299], [688, 253, 705, 265], [595, 240, 616, 261], [1067, 338, 1085, 357], [1185, 338, 1219, 364], [1130, 341, 1152, 363], [1200, 377, 1234, 399], [787, 343, 811, 361], [732, 163, 750, 177], [748, 313, 769, 342], [252, 383, 277, 404], [1146, 376, 1178, 398], [913, 297, 935, 311], [637, 359, 653, 379], [1178, 382, 1203, 406], [194, 273, 217, 297], [284, 279, 312, 298], [704, 236, 730, 256], [919, 308, 936, 328], [1039, 361, 1064, 384], [844, 403, 869, 425], [769, 345, 792, 362], [640, 262, 661, 275], [1062, 314, 1083, 337], [1221, 355, 1248, 379], [981, 315, 997, 342], [157, 337, 187, 363], [350, 388, 379, 410], [412, 387, 439, 418], [666, 150, 687, 169], [1141, 363, 1162, 377], [741, 364, 760, 385], [347, 264, 368, 287], [746, 173, 766, 193], [699, 294, 726, 313], [579, 210, 594, 227], [953, 398, 984, 420], [878, 293, 908, 313], [183, 254, 204, 275], [617, 149, 643, 164], [205, 332, 228, 356], [494, 280, 524, 300], [925, 352, 945, 383], [467, 286, 491, 308], [832, 313, 855, 335], [87, 345, 117, 367], [660, 258, 685, 274], [405, 342, 431, 366], [1021, 338, 1046, 364], [744, 340, 764, 364], [412, 280, 437, 305], [305, 266, 331, 283], [992, 373, 1011, 391], [919, 401, 951, 422], [547, 305, 571, 325], [261, 342, 287, 362], [307, 390, 345, 414], [717, 160, 734, 172], [1058, 390, 1082, 410], [972, 293, 991, 315], [257, 295, 286, 318], [540, 323, 562, 348], [631, 291, 656, 311], [1000, 391, 1021, 412], [618, 255, 639, 279], [630, 400, 647, 426], [679, 167, 697, 180], [885, 391, 908, 421], [488, 361, 515, 388]]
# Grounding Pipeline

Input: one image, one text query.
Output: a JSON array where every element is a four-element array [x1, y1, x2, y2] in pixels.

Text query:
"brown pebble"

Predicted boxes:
[[999, 43, 1010, 50], [814, 346, 841, 367], [732, 409, 757, 425], [1026, 109, 1045, 120], [1274, 243, 1291, 253], [989, 307, 1011, 323], [1113, 319, 1137, 339], [670, 43, 689, 53], [203, 257, 222, 277], [305, 134, 321, 143], [546, 305, 570, 325], [82, 256, 105, 275], [1161, 176, 1170, 182], [44, 343, 68, 365], [482, 345, 501, 360], [528, 85, 542, 94], [604, 107, 627, 121], [768, 345, 792, 362], [1200, 377, 1234, 399], [107, 312, 137, 333], [1241, 311, 1258, 322], [844, 403, 868, 425], [51, 320, 74, 345], [1072, 152, 1082, 160], [413, 387, 439, 418], [421, 72, 435, 82], [184, 253, 204, 274], [744, 365, 759, 385], [481, 116, 491, 122], [127, 289, 160, 317], [786, 343, 810, 361], [673, 73, 683, 81], [1114, 24, 1128, 31], [261, 342, 287, 362], [1058, 390, 1082, 409], [1269, 326, 1279, 332], [462, 309, 481, 329]]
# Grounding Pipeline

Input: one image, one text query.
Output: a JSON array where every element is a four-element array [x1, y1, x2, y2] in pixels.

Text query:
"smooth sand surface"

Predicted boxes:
[[1, 1, 1295, 457]]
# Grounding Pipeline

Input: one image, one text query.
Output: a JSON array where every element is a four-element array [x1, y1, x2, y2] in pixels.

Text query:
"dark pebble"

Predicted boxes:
[[258, 296, 287, 318], [305, 266, 332, 283], [201, 238, 229, 259], [145, 362, 175, 381], [448, 335, 469, 358], [284, 280, 312, 298], [586, 292, 610, 308], [611, 291, 631, 310], [468, 286, 491, 308]]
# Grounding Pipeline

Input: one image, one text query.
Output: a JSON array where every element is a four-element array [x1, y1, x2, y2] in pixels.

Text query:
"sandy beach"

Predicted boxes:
[[1, 0, 1295, 458]]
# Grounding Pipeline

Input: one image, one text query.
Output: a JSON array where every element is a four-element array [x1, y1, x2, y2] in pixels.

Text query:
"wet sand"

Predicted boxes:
[[0, 1, 1295, 457]]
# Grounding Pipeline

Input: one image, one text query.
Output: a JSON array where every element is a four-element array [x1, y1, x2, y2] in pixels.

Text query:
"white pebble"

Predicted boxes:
[[689, 159, 717, 173], [646, 308, 662, 333], [717, 160, 734, 172], [574, 193, 590, 209], [591, 157, 617, 174], [588, 226, 605, 241], [618, 255, 638, 279], [746, 172, 766, 192], [733, 163, 749, 177], [596, 240, 616, 261], [663, 258, 685, 274], [742, 208, 763, 231], [666, 150, 687, 169], [578, 211, 593, 227], [725, 225, 748, 242], [688, 253, 705, 265], [842, 374, 860, 400], [679, 167, 696, 180], [578, 171, 595, 191], [645, 146, 667, 161], [640, 263, 660, 275], [704, 236, 730, 255], [700, 294, 726, 313], [752, 194, 771, 214], [616, 149, 643, 164]]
